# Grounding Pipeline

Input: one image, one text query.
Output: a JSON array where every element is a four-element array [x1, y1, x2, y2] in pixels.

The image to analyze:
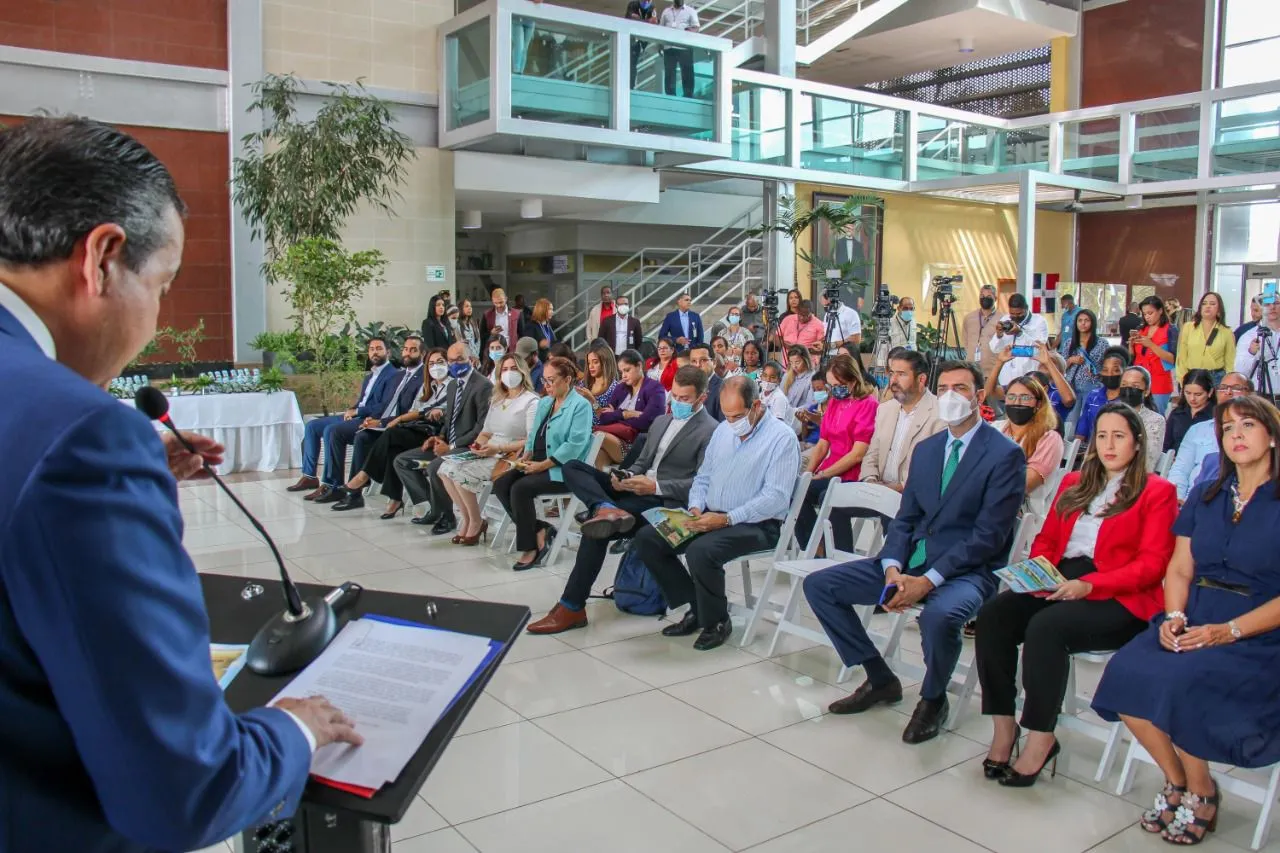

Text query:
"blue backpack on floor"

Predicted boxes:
[[602, 545, 667, 616]]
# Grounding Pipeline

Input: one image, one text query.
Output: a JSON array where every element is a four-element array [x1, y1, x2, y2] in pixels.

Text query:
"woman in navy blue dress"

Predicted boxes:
[[1092, 394, 1280, 845]]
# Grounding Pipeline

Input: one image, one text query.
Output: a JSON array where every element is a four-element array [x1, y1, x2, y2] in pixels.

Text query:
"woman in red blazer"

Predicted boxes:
[[974, 402, 1177, 788]]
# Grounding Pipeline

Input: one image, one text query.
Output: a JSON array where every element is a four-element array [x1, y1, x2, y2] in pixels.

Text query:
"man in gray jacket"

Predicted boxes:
[[394, 341, 492, 535], [526, 365, 718, 634]]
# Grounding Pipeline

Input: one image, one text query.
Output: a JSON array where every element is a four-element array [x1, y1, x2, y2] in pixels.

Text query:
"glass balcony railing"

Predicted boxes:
[[440, 0, 731, 157], [441, 1, 1280, 197]]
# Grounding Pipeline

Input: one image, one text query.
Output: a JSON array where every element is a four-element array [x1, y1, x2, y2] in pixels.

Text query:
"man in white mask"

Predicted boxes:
[[600, 292, 643, 353], [804, 360, 1026, 744]]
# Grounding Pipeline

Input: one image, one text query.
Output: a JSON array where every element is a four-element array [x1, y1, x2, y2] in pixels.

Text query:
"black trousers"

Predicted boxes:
[[363, 426, 432, 500], [630, 40, 647, 87], [560, 460, 664, 608], [663, 46, 694, 97], [975, 556, 1145, 732], [634, 518, 781, 627], [493, 469, 571, 552]]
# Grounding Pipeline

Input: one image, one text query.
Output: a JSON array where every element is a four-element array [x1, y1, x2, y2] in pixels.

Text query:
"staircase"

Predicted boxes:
[[558, 206, 766, 349]]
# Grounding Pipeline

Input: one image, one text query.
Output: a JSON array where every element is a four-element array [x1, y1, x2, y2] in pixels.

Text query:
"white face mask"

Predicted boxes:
[[501, 370, 523, 389], [428, 363, 448, 381], [617, 304, 631, 316], [759, 380, 777, 394], [936, 390, 975, 425], [728, 415, 754, 437]]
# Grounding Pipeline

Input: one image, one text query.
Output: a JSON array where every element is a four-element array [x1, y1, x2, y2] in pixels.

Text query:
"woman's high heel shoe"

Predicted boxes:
[[1161, 783, 1220, 846], [458, 520, 489, 547], [1142, 782, 1188, 833], [998, 738, 1060, 788], [380, 503, 404, 520], [983, 724, 1021, 780]]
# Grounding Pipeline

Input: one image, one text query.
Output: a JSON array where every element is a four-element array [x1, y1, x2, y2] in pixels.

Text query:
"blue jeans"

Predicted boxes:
[[1152, 393, 1171, 414], [322, 419, 363, 487], [804, 558, 994, 700], [301, 415, 342, 477]]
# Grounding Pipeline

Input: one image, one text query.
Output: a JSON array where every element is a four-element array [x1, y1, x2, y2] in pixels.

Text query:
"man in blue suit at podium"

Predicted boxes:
[[0, 117, 363, 852]]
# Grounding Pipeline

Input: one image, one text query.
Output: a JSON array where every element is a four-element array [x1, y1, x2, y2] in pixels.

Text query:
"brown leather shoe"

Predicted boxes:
[[303, 485, 331, 502], [580, 506, 637, 540], [828, 678, 904, 714], [527, 604, 588, 635], [287, 475, 319, 493]]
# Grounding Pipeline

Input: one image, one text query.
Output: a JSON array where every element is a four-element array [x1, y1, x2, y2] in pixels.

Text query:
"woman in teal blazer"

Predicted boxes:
[[493, 356, 594, 570]]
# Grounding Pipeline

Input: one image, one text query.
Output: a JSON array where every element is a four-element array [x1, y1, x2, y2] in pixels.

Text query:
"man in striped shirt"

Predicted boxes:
[[634, 375, 802, 650]]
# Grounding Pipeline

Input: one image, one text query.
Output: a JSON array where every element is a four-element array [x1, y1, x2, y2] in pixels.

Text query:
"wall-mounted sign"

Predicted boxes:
[[425, 265, 447, 283]]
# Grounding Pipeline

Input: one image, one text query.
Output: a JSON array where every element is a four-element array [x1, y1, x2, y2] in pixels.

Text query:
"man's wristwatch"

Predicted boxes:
[[1228, 619, 1243, 641]]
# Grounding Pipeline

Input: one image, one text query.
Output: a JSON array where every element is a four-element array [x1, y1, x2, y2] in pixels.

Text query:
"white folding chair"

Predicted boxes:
[[1061, 437, 1082, 470], [1156, 449, 1176, 478], [527, 432, 607, 568], [728, 473, 813, 640], [1028, 466, 1067, 518], [1059, 652, 1127, 782], [1117, 741, 1280, 850], [746, 481, 901, 658]]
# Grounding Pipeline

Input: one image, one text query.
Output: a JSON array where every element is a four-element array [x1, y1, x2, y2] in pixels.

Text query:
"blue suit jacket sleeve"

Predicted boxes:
[[1, 403, 312, 851], [356, 369, 400, 419]]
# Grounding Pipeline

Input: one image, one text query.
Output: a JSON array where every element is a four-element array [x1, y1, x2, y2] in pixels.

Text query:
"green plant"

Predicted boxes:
[[259, 366, 287, 392], [272, 237, 387, 413], [232, 73, 415, 275], [345, 320, 412, 351], [124, 336, 163, 372], [753, 194, 884, 289], [165, 319, 206, 366], [189, 374, 216, 394], [916, 322, 941, 353]]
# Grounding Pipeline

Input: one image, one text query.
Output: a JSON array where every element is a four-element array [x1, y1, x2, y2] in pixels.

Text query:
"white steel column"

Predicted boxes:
[[228, 0, 265, 363], [763, 0, 796, 76], [763, 0, 796, 299], [763, 181, 795, 297], [1193, 193, 1210, 301], [1016, 170, 1037, 301]]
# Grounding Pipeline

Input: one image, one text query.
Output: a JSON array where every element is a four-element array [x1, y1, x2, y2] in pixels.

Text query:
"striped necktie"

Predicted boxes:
[[908, 438, 964, 570], [447, 377, 465, 444]]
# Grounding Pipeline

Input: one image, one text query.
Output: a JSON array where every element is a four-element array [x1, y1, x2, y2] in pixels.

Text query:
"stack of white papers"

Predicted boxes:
[[272, 617, 495, 791]]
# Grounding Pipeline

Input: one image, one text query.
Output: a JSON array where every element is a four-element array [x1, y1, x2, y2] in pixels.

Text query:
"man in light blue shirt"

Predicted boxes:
[[804, 361, 1025, 744], [634, 375, 800, 651], [1168, 373, 1252, 501]]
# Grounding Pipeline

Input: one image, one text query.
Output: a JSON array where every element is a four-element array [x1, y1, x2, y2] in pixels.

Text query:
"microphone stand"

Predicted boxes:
[[147, 402, 354, 676]]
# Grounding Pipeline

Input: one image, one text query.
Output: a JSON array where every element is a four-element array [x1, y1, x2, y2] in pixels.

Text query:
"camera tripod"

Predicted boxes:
[[1250, 325, 1276, 400], [926, 300, 965, 391]]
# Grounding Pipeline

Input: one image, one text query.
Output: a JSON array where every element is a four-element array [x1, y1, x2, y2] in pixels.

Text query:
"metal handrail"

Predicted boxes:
[[555, 245, 688, 337], [634, 236, 763, 330]]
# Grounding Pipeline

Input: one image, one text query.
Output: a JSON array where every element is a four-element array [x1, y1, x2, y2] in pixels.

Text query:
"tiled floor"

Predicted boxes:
[[188, 471, 1277, 853]]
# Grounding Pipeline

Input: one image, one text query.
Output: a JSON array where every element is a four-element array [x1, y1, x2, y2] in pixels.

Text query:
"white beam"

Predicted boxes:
[[1016, 169, 1037, 301]]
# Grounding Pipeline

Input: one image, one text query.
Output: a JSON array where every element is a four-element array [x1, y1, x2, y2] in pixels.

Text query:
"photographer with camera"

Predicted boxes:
[[1235, 298, 1280, 402], [989, 292, 1049, 388], [821, 290, 862, 353]]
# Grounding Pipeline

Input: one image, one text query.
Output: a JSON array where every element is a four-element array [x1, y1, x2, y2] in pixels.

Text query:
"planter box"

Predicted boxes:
[[128, 361, 234, 380]]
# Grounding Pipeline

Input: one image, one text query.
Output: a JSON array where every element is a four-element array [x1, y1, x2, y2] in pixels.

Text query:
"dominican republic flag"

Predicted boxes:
[[1033, 273, 1059, 314]]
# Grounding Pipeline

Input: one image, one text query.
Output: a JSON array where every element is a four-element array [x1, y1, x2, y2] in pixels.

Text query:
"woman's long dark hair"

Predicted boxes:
[[1173, 369, 1215, 413], [423, 295, 449, 333], [1056, 402, 1150, 518], [1204, 395, 1280, 503], [1193, 292, 1225, 328], [1139, 295, 1169, 328], [1069, 308, 1099, 358]]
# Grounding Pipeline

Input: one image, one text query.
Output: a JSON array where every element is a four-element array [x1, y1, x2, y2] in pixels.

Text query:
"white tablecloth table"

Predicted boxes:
[[123, 391, 305, 475]]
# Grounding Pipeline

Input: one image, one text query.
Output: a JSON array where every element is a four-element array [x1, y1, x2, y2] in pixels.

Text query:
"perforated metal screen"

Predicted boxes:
[[860, 46, 1052, 119]]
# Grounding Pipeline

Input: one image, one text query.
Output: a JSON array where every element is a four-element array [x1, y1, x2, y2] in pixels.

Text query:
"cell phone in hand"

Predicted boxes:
[[1011, 346, 1036, 358], [610, 468, 634, 480], [879, 583, 898, 606]]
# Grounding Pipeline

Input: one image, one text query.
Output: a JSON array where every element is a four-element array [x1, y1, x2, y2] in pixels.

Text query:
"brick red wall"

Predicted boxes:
[[1081, 0, 1206, 108], [1076, 208, 1197, 308], [1, 116, 233, 361], [0, 0, 227, 70]]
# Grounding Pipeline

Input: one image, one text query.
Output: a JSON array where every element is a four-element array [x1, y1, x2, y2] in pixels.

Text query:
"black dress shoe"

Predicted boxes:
[[828, 678, 904, 714], [661, 611, 699, 637], [610, 537, 632, 555], [902, 697, 949, 744], [313, 487, 344, 505], [574, 507, 592, 524], [431, 515, 457, 535], [411, 513, 439, 526], [693, 620, 732, 651], [331, 490, 365, 511]]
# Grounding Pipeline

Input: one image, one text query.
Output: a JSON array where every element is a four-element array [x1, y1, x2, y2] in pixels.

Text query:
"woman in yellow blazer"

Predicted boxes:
[[1175, 292, 1235, 386]]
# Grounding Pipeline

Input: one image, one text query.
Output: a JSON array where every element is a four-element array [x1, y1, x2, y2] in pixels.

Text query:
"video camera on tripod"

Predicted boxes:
[[871, 282, 898, 321], [930, 274, 962, 317]]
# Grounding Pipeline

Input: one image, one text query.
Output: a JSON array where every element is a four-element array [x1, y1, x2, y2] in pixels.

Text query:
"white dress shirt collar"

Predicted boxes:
[[0, 279, 57, 358]]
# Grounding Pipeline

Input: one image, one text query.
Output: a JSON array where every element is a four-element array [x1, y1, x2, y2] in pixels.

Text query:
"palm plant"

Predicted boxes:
[[753, 194, 884, 288]]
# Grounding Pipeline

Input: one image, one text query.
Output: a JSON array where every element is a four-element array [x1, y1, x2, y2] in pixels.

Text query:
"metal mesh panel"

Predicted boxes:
[[860, 46, 1052, 119]]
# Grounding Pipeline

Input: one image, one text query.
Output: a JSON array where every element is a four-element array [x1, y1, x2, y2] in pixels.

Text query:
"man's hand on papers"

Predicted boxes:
[[276, 695, 365, 749]]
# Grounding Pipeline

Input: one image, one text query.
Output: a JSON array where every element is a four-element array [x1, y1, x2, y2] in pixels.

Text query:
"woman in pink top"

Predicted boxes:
[[795, 353, 879, 552], [995, 374, 1065, 511], [778, 299, 827, 367]]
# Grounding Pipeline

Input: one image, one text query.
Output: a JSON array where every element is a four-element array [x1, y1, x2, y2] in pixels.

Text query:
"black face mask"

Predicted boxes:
[[980, 297, 995, 310], [1118, 387, 1146, 408], [1100, 374, 1122, 390], [1005, 404, 1036, 426]]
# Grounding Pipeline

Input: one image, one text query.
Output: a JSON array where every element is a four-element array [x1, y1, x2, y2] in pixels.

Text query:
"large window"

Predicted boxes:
[[1212, 201, 1280, 325], [1219, 0, 1280, 86]]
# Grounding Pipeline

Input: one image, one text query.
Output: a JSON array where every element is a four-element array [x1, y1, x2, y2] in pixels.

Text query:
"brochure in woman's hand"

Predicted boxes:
[[995, 556, 1068, 594]]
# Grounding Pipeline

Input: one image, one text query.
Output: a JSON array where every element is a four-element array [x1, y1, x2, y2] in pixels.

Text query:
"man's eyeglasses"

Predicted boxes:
[[1219, 385, 1250, 395]]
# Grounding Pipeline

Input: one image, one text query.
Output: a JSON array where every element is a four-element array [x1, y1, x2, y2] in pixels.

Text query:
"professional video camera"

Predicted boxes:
[[930, 274, 962, 317], [871, 282, 897, 320], [761, 287, 787, 315]]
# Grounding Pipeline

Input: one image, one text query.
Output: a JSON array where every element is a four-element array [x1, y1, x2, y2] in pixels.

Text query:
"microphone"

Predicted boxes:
[[134, 386, 356, 676]]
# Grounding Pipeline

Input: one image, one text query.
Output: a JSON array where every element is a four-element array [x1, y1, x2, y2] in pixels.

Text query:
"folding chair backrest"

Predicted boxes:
[[1156, 449, 1175, 478], [1061, 437, 1082, 470], [802, 480, 902, 559], [1029, 466, 1067, 518], [771, 472, 813, 561], [1008, 511, 1043, 563], [585, 430, 607, 469]]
